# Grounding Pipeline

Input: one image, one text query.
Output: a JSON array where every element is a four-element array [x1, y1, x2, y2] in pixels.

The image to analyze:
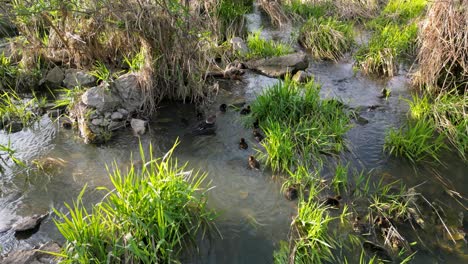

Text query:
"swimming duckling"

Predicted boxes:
[[352, 216, 369, 234], [240, 105, 251, 115], [239, 138, 248, 150], [285, 186, 298, 201], [248, 155, 260, 170], [253, 129, 264, 142], [374, 215, 391, 229], [192, 115, 216, 135], [219, 103, 227, 113], [253, 119, 259, 129], [323, 195, 342, 208]]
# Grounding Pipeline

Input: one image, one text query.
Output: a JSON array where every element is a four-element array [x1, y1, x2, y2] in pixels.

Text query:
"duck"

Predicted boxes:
[[219, 103, 227, 113], [248, 155, 260, 170], [253, 119, 259, 129], [192, 115, 216, 135], [253, 129, 264, 142], [239, 138, 248, 150], [374, 215, 391, 229], [323, 195, 342, 208], [240, 105, 251, 115], [285, 186, 298, 201]]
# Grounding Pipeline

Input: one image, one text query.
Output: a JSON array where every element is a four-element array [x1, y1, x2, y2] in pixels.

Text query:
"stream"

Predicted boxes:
[[0, 3, 467, 263]]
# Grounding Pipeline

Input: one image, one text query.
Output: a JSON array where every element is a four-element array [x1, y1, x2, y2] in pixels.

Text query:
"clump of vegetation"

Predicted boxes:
[[54, 142, 216, 263], [244, 30, 293, 59], [215, 0, 253, 39], [413, 0, 467, 92], [251, 77, 350, 172], [354, 0, 427, 77], [299, 17, 354, 61], [0, 90, 42, 131], [333, 0, 379, 21], [355, 23, 417, 76], [258, 0, 290, 27], [0, 52, 18, 90], [282, 0, 332, 20], [408, 92, 467, 160], [384, 118, 446, 163], [0, 141, 23, 172]]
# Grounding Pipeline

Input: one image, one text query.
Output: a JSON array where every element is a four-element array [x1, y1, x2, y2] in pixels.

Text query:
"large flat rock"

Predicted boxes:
[[245, 52, 308, 78]]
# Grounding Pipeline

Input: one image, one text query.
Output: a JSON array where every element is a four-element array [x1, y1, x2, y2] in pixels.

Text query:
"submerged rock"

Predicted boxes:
[[13, 213, 48, 234], [245, 52, 308, 78], [0, 241, 60, 264], [131, 118, 147, 136], [363, 241, 392, 261], [63, 69, 96, 88]]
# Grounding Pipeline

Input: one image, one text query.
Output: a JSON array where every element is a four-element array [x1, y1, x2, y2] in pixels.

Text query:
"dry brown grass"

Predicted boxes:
[[413, 0, 468, 93], [259, 0, 290, 27], [334, 0, 380, 20], [7, 0, 220, 114]]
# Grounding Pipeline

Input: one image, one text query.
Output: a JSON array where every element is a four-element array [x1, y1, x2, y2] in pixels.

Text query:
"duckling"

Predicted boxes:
[[374, 215, 391, 229], [253, 119, 259, 129], [192, 115, 216, 135], [219, 103, 227, 113], [253, 129, 264, 142], [240, 105, 251, 115], [323, 195, 342, 208], [285, 186, 298, 201], [239, 138, 248, 150], [248, 155, 260, 170], [352, 216, 369, 234]]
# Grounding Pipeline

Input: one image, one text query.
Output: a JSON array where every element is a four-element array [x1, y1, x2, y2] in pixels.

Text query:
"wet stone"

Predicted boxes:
[[13, 213, 48, 234], [91, 118, 103, 126], [111, 112, 124, 121]]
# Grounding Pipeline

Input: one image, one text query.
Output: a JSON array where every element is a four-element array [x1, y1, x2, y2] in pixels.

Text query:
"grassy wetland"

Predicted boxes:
[[0, 0, 467, 264]]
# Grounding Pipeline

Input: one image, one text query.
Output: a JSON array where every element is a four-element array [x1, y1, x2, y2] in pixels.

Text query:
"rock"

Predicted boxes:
[[13, 213, 48, 233], [245, 52, 308, 78], [111, 112, 124, 121], [43, 66, 64, 86], [230, 37, 249, 56], [131, 118, 146, 136], [118, 108, 129, 116], [292, 70, 313, 83], [113, 73, 144, 112], [63, 69, 96, 88], [81, 83, 122, 112], [0, 241, 60, 264], [91, 118, 103, 126], [108, 121, 125, 131]]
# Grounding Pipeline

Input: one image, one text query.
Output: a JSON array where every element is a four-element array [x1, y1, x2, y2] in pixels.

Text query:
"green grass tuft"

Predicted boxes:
[[54, 141, 217, 263], [251, 77, 350, 173], [283, 0, 332, 20], [244, 30, 294, 59], [299, 17, 354, 61], [384, 118, 446, 163]]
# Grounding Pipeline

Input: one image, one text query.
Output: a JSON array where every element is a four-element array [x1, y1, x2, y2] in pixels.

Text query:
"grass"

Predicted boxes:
[[381, 0, 428, 24], [216, 0, 253, 38], [0, 52, 18, 90], [290, 199, 337, 263], [53, 141, 217, 263], [355, 22, 418, 76], [283, 0, 332, 20], [409, 91, 467, 160], [299, 17, 354, 61], [243, 30, 294, 59], [384, 118, 446, 163], [0, 90, 39, 130], [0, 140, 23, 172], [250, 77, 350, 173]]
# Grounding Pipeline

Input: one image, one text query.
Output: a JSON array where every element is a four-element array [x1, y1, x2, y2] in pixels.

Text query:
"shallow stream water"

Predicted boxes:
[[1, 4, 467, 264]]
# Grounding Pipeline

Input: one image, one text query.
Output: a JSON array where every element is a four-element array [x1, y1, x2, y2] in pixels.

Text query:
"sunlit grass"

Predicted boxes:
[[251, 77, 350, 172], [54, 141, 217, 263], [283, 0, 332, 20], [299, 17, 354, 61], [244, 30, 294, 59], [384, 118, 446, 163]]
